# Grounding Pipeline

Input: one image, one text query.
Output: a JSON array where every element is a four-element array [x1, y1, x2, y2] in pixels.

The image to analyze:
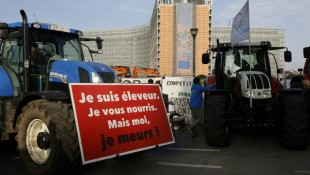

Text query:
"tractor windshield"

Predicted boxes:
[[224, 47, 268, 77], [1, 30, 82, 73], [1, 30, 82, 67], [0, 30, 82, 94], [30, 30, 82, 61], [222, 47, 268, 90]]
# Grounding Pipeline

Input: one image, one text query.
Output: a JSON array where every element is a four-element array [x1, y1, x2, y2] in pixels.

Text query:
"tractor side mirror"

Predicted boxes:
[[284, 51, 292, 62], [96, 37, 103, 50], [303, 47, 310, 58], [0, 23, 8, 40], [202, 53, 210, 64]]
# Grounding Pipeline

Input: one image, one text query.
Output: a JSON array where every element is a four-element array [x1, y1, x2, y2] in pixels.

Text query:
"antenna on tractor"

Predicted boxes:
[[34, 14, 38, 23]]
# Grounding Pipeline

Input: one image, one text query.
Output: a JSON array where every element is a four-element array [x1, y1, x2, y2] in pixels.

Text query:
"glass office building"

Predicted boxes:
[[82, 0, 212, 77], [82, 0, 285, 78]]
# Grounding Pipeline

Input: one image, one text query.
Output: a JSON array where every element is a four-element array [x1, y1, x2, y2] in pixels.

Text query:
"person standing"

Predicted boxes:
[[188, 77, 215, 138]]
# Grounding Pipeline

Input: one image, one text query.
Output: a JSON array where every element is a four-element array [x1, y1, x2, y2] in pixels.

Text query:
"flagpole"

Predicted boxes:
[[230, 0, 251, 107], [248, 0, 252, 108]]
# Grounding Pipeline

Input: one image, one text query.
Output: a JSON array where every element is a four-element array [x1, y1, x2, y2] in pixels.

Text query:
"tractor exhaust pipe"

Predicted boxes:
[[215, 39, 221, 89], [20, 10, 30, 93]]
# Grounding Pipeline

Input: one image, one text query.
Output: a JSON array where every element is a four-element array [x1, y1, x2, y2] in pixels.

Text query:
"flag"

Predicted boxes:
[[231, 0, 249, 47], [178, 61, 190, 69]]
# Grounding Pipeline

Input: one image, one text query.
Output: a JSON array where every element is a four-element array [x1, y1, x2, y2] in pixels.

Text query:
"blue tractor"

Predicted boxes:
[[0, 10, 115, 174]]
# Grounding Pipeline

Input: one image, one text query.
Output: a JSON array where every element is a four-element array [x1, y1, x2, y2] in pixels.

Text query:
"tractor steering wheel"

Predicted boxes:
[[36, 49, 53, 65]]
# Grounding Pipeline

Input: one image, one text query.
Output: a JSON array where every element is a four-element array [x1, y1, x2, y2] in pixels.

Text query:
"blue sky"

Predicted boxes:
[[1, 0, 309, 70]]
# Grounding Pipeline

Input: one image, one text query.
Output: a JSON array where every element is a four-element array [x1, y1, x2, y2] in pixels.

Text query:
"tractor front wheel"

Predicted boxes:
[[204, 95, 230, 147], [16, 99, 80, 175], [280, 94, 309, 150]]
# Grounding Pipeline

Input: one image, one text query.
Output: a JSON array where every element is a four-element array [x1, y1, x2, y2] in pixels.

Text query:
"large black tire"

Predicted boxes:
[[281, 94, 309, 150], [16, 99, 80, 175], [290, 81, 302, 88], [204, 95, 230, 147]]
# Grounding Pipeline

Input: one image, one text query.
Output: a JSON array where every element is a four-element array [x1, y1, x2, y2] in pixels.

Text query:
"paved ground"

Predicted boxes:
[[1, 124, 310, 175]]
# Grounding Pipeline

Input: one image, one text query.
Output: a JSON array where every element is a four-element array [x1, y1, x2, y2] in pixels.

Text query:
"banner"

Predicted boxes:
[[69, 84, 174, 164], [176, 3, 193, 73], [162, 77, 193, 124], [231, 0, 249, 47]]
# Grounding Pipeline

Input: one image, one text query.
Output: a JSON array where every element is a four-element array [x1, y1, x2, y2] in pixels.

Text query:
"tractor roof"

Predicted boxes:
[[211, 41, 285, 51], [8, 22, 83, 35]]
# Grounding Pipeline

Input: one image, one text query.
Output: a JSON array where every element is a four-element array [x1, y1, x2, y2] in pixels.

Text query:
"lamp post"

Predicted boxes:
[[190, 28, 198, 77]]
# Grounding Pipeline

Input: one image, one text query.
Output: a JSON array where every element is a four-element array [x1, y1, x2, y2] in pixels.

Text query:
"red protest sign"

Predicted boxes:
[[69, 84, 174, 164]]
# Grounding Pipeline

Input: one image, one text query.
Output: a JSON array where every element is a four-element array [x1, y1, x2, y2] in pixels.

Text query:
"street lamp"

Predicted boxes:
[[190, 28, 198, 77]]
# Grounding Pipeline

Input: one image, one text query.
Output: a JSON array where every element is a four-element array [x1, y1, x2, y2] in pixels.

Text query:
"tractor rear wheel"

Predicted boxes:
[[204, 95, 230, 147], [16, 99, 80, 175], [280, 94, 309, 150]]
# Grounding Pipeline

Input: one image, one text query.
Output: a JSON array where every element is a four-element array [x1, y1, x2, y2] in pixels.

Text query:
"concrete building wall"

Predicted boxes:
[[159, 5, 174, 76], [82, 24, 151, 69], [196, 5, 210, 76], [149, 0, 159, 70]]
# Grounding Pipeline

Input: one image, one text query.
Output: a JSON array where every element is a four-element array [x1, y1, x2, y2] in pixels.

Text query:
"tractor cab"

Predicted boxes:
[[1, 25, 84, 93], [203, 41, 291, 97], [0, 22, 104, 96]]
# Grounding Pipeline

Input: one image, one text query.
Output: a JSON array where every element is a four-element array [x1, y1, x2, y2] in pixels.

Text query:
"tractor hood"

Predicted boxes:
[[49, 60, 115, 83], [237, 71, 272, 99]]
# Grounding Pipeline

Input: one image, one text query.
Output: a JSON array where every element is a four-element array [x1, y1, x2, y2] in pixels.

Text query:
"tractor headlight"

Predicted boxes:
[[243, 90, 255, 97], [76, 30, 83, 36], [32, 23, 41, 29], [263, 90, 272, 97], [91, 72, 102, 83]]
